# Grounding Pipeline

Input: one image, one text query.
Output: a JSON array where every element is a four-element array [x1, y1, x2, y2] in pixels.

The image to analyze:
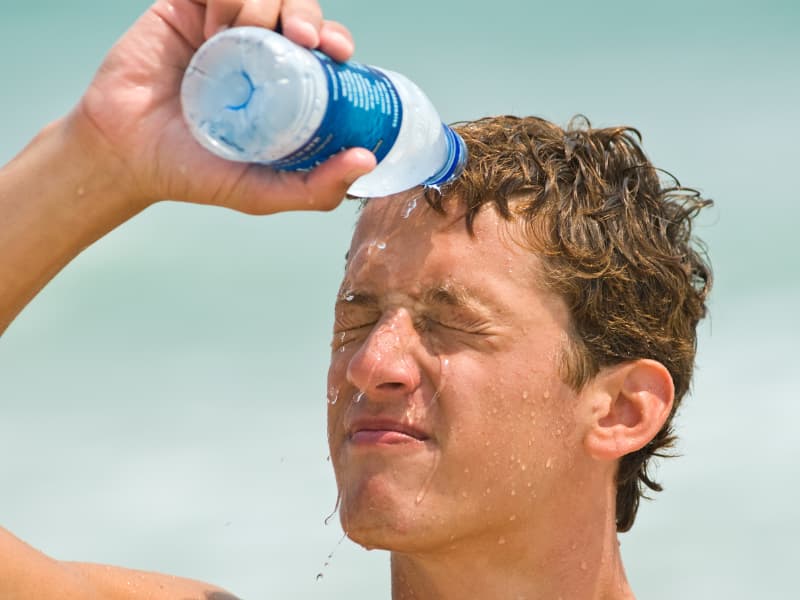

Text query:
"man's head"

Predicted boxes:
[[326, 115, 711, 553]]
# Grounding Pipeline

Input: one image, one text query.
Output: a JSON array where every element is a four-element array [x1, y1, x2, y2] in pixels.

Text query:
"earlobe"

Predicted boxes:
[[583, 360, 675, 461]]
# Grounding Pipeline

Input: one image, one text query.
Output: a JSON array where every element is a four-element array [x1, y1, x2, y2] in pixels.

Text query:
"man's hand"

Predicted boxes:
[[0, 0, 375, 334], [74, 0, 376, 215]]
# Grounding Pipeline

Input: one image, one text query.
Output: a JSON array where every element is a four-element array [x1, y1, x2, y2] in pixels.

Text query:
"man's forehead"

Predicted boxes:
[[350, 192, 501, 251], [345, 193, 547, 289], [355, 193, 462, 234], [353, 193, 539, 252]]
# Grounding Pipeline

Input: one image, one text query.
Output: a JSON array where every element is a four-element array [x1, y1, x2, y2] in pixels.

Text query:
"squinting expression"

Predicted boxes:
[[327, 193, 586, 554]]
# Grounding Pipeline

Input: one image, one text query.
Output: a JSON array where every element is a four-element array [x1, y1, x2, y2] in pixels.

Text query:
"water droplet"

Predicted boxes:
[[354, 391, 365, 403], [327, 385, 339, 405], [522, 390, 529, 399], [344, 293, 355, 302], [401, 196, 418, 218], [316, 532, 347, 580], [497, 536, 506, 545], [509, 515, 517, 521], [376, 241, 386, 250], [545, 457, 553, 469]]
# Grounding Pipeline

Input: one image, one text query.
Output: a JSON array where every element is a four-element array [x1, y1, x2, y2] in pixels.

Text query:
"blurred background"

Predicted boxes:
[[1, 0, 798, 598]]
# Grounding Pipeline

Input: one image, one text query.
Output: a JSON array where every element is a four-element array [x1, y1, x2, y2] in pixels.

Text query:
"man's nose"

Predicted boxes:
[[346, 311, 421, 399]]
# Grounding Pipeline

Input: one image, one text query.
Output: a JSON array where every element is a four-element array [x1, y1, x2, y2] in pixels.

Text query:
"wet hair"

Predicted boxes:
[[424, 115, 712, 532]]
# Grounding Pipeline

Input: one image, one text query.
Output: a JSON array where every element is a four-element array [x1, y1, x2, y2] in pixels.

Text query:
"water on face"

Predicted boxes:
[[401, 196, 418, 219]]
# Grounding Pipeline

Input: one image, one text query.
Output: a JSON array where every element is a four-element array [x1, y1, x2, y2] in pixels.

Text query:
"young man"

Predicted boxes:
[[326, 116, 711, 598], [0, 1, 711, 599]]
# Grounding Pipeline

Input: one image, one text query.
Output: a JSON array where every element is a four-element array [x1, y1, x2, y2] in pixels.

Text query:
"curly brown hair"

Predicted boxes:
[[424, 115, 712, 532]]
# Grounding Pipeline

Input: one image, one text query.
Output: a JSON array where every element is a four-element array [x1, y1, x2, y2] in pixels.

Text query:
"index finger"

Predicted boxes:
[[277, 0, 323, 49]]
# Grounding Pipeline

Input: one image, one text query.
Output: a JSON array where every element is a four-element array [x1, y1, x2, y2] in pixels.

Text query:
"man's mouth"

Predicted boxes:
[[347, 419, 430, 446]]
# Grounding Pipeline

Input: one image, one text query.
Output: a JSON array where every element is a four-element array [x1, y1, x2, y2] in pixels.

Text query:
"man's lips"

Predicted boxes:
[[347, 419, 430, 446]]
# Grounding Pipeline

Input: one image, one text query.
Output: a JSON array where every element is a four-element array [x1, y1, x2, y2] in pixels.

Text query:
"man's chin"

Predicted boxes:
[[337, 478, 442, 553], [341, 512, 434, 554]]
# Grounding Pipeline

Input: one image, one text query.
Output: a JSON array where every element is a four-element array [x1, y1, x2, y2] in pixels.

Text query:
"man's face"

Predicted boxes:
[[327, 194, 588, 553]]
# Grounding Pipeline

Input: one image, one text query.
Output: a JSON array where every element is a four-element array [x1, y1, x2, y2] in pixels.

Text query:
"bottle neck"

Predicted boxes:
[[423, 125, 468, 188]]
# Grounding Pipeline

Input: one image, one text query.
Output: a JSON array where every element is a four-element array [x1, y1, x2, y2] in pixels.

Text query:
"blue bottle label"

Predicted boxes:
[[270, 53, 403, 171]]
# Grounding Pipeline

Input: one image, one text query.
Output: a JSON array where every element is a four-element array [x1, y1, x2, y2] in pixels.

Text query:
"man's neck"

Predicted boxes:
[[388, 486, 634, 600]]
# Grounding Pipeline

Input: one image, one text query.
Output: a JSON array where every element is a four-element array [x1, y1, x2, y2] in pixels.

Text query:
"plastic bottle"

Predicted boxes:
[[180, 26, 467, 197]]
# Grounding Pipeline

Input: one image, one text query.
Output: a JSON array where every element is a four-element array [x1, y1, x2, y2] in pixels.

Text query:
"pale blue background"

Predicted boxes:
[[1, 1, 798, 598]]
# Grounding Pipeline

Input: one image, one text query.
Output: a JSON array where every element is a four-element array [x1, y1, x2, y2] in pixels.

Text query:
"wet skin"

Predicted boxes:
[[326, 193, 591, 556]]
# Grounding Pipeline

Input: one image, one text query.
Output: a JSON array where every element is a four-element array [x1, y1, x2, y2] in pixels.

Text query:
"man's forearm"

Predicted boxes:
[[0, 113, 142, 335]]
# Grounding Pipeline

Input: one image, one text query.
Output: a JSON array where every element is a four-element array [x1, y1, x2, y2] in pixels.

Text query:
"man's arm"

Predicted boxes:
[[0, 0, 375, 335], [0, 115, 139, 335]]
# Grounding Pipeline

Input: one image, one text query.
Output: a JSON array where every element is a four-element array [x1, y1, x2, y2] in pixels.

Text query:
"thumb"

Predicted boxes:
[[212, 147, 377, 215]]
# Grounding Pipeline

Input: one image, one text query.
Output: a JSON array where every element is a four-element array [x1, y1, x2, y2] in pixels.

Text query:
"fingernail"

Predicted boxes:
[[284, 16, 319, 47], [344, 150, 376, 183], [327, 31, 353, 55]]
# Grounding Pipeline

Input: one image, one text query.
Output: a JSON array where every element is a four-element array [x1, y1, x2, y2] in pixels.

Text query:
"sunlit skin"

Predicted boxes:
[[326, 193, 636, 599]]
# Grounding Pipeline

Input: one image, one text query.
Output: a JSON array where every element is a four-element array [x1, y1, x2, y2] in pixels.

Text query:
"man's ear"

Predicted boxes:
[[583, 360, 675, 461]]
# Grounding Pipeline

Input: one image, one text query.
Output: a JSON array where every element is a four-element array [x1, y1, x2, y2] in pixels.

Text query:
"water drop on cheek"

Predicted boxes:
[[327, 385, 339, 405]]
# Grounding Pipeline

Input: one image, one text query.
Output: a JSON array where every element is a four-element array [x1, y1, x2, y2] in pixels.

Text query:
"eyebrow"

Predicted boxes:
[[423, 283, 480, 309], [338, 283, 501, 316], [337, 290, 379, 307]]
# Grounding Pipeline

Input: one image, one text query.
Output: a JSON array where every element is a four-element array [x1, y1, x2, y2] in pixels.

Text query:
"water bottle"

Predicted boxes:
[[180, 26, 467, 197]]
